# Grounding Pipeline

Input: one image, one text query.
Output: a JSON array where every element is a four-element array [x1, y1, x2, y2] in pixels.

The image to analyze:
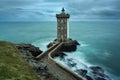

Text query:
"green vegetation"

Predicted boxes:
[[0, 41, 41, 80]]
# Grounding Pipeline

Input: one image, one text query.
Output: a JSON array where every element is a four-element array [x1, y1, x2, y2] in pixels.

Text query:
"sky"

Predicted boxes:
[[0, 0, 120, 21]]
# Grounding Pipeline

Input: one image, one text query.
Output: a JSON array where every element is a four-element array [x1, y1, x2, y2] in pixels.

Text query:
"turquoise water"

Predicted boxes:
[[0, 21, 120, 80]]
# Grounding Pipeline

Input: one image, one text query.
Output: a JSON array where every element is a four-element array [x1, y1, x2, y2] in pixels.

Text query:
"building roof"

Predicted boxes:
[[56, 8, 70, 18]]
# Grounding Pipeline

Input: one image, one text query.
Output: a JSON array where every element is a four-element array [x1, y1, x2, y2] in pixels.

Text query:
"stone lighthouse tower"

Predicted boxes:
[[56, 8, 70, 42]]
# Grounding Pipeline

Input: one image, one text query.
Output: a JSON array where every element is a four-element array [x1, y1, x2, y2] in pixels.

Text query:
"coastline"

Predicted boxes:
[[16, 40, 112, 80], [0, 21, 119, 80], [15, 41, 86, 80], [0, 41, 114, 80], [0, 41, 41, 80]]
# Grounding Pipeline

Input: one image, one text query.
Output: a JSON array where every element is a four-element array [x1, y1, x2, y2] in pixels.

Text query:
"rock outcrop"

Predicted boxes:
[[16, 43, 58, 80], [47, 38, 80, 52], [59, 40, 80, 52], [89, 66, 111, 80], [61, 57, 112, 80], [47, 42, 53, 48], [52, 51, 67, 58], [16, 44, 43, 57]]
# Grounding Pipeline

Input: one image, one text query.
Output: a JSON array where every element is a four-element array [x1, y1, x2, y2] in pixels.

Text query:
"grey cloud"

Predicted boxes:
[[66, 0, 120, 20], [0, 0, 120, 21], [44, 0, 66, 2], [35, 12, 44, 16]]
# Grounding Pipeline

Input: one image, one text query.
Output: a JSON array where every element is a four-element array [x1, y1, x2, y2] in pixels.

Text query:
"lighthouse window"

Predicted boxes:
[[58, 26, 61, 29], [59, 34, 60, 37], [61, 20, 64, 23], [61, 27, 63, 30]]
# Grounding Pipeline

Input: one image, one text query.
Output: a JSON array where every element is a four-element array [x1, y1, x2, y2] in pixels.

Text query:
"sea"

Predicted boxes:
[[0, 21, 120, 80]]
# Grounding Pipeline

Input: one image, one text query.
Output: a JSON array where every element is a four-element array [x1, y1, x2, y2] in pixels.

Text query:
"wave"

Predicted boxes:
[[54, 42, 116, 80], [80, 41, 89, 47], [54, 55, 114, 80], [32, 38, 54, 51], [33, 40, 119, 80], [32, 39, 49, 51]]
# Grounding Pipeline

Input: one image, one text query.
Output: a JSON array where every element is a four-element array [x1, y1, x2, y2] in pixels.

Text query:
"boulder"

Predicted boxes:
[[52, 51, 67, 59], [90, 66, 104, 73], [96, 77, 106, 80], [66, 58, 77, 67], [28, 46, 42, 57], [47, 42, 53, 48], [75, 69, 87, 77], [73, 40, 80, 45], [89, 66, 111, 80], [85, 75, 93, 80]]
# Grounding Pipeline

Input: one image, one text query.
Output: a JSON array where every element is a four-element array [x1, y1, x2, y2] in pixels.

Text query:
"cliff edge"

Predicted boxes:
[[0, 41, 41, 80]]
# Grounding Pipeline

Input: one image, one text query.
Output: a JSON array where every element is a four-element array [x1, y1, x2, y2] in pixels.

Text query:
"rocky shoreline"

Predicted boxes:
[[16, 44, 58, 80], [57, 57, 112, 80], [47, 39, 80, 52], [16, 42, 112, 80], [47, 39, 112, 80]]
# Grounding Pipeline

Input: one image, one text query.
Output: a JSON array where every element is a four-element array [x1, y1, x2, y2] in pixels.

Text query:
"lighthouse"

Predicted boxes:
[[56, 8, 70, 42]]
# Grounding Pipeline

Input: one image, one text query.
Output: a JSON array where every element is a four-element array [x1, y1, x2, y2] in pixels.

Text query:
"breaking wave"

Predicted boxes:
[[32, 40, 119, 80]]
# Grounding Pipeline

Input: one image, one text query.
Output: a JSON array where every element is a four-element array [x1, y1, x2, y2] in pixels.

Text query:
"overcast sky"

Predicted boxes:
[[0, 0, 120, 21]]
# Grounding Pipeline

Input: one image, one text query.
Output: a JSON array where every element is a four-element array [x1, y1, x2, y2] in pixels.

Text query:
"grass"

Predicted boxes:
[[0, 41, 41, 80]]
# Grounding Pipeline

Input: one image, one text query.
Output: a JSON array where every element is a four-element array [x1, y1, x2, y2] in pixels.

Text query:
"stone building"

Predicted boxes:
[[56, 8, 70, 42]]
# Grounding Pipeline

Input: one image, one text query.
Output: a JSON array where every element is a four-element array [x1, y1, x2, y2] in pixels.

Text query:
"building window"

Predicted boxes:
[[63, 20, 65, 23], [58, 19, 60, 22], [58, 26, 60, 29], [61, 20, 64, 23], [64, 34, 66, 37]]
